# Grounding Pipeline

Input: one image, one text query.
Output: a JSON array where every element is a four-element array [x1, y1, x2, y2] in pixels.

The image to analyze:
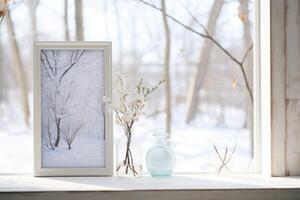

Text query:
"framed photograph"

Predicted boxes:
[[33, 42, 113, 176]]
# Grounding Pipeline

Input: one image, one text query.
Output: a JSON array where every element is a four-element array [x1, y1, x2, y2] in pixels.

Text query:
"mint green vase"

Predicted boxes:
[[146, 132, 175, 177]]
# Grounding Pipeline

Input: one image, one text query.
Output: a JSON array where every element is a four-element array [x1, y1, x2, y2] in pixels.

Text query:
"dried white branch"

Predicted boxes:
[[214, 143, 237, 174]]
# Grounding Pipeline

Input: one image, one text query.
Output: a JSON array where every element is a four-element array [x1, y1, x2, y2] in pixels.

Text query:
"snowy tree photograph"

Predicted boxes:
[[40, 48, 106, 168]]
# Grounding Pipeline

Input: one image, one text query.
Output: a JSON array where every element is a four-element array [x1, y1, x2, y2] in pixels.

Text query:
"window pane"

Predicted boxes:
[[0, 0, 255, 173]]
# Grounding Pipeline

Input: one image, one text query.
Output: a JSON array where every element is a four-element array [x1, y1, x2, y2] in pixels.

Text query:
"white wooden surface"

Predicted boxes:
[[270, 0, 286, 177], [259, 0, 272, 176], [268, 0, 300, 176], [0, 175, 300, 200], [1, 175, 300, 191], [286, 0, 300, 99], [285, 0, 300, 176], [286, 100, 300, 176]]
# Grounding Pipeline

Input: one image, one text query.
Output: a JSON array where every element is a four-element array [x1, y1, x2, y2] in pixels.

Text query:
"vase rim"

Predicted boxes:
[[152, 129, 168, 137]]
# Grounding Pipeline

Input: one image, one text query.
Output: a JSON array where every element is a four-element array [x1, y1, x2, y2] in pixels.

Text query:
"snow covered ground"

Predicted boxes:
[[0, 92, 253, 173], [42, 137, 105, 168], [133, 105, 254, 173], [0, 129, 33, 173]]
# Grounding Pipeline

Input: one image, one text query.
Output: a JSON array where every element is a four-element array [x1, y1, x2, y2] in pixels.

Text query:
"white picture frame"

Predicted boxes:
[[33, 42, 113, 176]]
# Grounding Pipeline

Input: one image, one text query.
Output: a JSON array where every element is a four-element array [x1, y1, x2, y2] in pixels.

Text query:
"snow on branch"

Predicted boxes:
[[59, 50, 86, 84]]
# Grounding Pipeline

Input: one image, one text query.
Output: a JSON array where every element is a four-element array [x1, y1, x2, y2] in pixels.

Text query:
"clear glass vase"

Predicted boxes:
[[116, 134, 142, 177], [146, 131, 176, 177]]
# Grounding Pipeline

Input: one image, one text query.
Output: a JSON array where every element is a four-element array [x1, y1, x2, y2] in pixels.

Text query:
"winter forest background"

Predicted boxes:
[[0, 0, 254, 173], [41, 49, 105, 168]]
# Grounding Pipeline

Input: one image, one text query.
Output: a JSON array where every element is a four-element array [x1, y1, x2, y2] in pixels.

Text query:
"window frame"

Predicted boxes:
[[0, 0, 264, 176]]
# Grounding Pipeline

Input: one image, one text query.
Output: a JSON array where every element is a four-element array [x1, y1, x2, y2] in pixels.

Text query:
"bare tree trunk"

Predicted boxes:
[[27, 0, 40, 91], [64, 0, 70, 41], [74, 0, 84, 40], [0, 29, 6, 102], [54, 117, 61, 147], [185, 0, 224, 123], [239, 0, 253, 157], [27, 0, 39, 40], [129, 16, 138, 83], [6, 10, 30, 126], [161, 0, 172, 135], [103, 0, 110, 40], [42, 50, 86, 147], [113, 0, 123, 70], [47, 123, 55, 151]]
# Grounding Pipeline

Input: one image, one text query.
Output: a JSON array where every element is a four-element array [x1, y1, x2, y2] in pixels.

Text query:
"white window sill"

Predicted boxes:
[[0, 174, 300, 199]]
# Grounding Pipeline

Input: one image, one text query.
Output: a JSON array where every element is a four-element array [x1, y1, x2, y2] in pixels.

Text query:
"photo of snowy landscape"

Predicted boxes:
[[40, 49, 106, 168]]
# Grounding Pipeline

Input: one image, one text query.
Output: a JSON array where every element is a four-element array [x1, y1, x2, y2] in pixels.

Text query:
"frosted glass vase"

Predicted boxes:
[[116, 135, 142, 177], [146, 132, 175, 177]]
